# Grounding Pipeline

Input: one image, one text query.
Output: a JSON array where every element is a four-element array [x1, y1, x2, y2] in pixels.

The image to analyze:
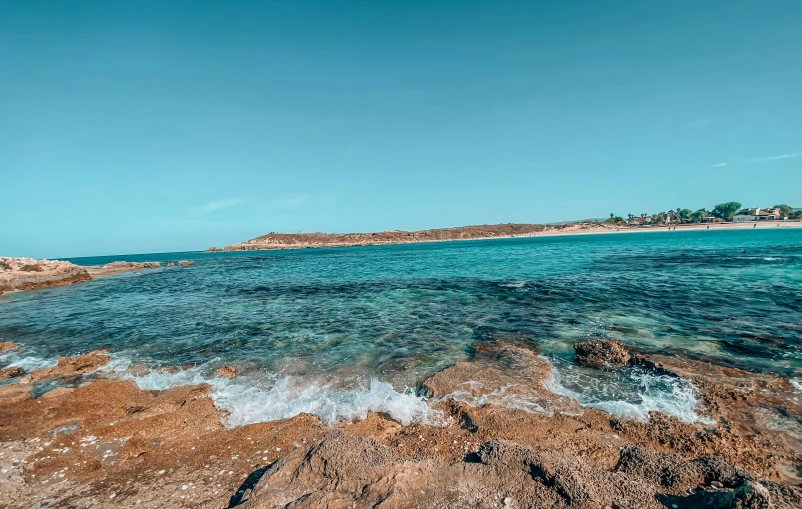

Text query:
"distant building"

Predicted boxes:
[[732, 207, 779, 222], [627, 216, 652, 226]]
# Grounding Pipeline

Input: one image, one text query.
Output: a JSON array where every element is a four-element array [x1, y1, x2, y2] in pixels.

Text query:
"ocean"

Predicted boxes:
[[1, 229, 800, 426]]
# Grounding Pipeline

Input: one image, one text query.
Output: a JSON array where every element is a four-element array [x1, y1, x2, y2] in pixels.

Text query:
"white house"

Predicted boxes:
[[732, 207, 779, 222]]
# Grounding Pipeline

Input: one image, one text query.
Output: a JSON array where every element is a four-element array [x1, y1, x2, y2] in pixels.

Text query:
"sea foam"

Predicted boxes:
[[102, 356, 442, 428], [544, 360, 714, 424], [213, 377, 442, 427], [0, 351, 58, 371]]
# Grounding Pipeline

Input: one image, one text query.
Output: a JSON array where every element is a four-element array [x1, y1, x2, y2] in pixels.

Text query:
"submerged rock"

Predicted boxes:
[[574, 339, 631, 369]]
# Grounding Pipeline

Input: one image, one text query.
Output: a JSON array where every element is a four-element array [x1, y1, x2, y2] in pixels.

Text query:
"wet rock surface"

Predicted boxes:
[[0, 367, 24, 380], [0, 341, 799, 508], [573, 339, 632, 369], [24, 350, 111, 382], [216, 365, 237, 378]]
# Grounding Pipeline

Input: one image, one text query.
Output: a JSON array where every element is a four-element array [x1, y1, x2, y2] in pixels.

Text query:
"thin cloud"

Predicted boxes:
[[747, 152, 801, 163], [710, 162, 729, 168], [193, 197, 248, 215]]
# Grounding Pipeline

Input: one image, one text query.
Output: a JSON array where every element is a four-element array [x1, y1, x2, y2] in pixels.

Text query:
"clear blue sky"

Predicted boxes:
[[2, 1, 800, 258]]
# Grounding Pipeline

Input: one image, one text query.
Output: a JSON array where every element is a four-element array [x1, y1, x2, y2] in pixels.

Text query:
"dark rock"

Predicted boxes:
[[685, 480, 772, 508], [0, 367, 24, 380]]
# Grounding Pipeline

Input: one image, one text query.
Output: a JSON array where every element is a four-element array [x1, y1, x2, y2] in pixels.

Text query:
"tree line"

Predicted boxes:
[[605, 203, 800, 225]]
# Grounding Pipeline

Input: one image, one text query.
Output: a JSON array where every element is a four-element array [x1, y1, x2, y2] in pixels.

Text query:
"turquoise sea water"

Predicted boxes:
[[1, 229, 801, 425]]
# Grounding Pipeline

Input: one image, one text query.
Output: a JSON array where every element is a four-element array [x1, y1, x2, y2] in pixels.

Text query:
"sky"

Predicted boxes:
[[1, 1, 801, 258]]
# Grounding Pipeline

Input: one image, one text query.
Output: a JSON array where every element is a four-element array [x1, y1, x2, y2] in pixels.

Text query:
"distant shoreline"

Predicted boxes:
[[217, 220, 802, 253]]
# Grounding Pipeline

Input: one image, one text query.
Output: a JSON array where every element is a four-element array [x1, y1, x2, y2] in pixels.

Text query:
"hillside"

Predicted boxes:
[[220, 222, 618, 251]]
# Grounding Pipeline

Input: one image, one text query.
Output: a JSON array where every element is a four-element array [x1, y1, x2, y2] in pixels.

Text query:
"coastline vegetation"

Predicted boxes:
[[606, 202, 800, 225]]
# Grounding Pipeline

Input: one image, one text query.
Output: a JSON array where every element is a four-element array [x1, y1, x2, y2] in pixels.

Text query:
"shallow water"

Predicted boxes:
[[1, 229, 801, 424]]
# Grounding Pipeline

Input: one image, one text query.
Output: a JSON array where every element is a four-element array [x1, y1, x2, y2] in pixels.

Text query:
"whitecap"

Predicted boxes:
[[499, 281, 528, 289]]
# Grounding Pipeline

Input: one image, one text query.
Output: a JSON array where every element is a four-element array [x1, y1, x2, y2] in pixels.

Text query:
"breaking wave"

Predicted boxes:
[[543, 359, 714, 424], [99, 354, 442, 427]]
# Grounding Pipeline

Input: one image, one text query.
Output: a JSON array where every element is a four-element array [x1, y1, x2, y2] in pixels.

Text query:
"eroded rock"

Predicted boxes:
[[574, 339, 631, 369]]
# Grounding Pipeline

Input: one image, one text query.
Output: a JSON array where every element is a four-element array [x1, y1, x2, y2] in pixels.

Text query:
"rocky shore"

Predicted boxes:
[[0, 257, 194, 296], [0, 340, 799, 508]]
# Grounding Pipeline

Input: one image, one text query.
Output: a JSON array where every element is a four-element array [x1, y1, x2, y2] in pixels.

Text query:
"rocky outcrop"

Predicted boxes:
[[0, 257, 91, 295], [177, 260, 194, 266], [573, 338, 631, 368], [85, 261, 160, 277], [205, 246, 222, 252], [240, 431, 798, 509], [0, 341, 19, 353], [24, 350, 111, 382], [1, 258, 161, 296]]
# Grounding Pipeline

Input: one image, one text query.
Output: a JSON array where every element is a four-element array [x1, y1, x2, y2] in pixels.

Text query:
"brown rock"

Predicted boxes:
[[0, 341, 20, 353], [574, 339, 632, 369], [0, 384, 32, 405], [216, 365, 237, 378], [241, 432, 663, 509], [177, 260, 194, 266], [28, 350, 111, 381], [39, 386, 76, 400], [205, 246, 222, 252], [0, 257, 91, 294], [0, 367, 24, 380]]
